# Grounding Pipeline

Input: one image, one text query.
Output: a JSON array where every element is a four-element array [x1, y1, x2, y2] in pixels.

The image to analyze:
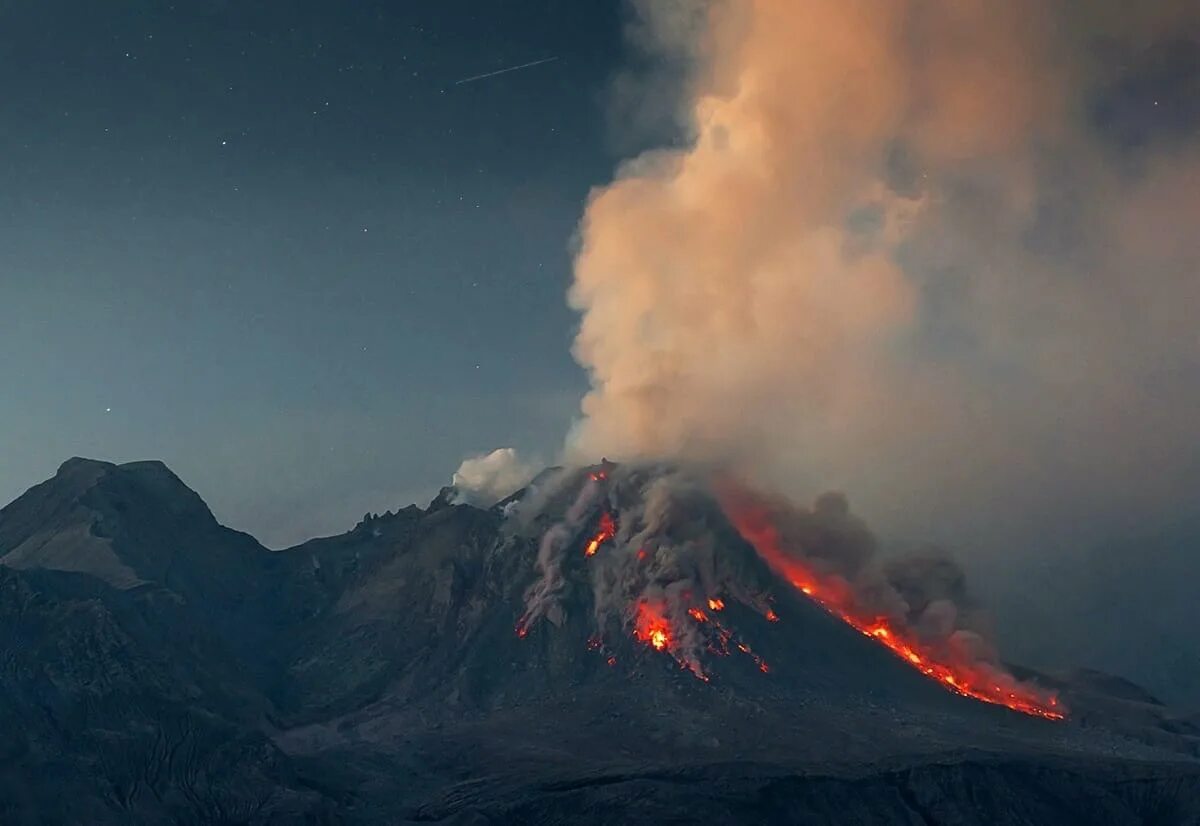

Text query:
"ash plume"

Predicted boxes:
[[566, 0, 1200, 546]]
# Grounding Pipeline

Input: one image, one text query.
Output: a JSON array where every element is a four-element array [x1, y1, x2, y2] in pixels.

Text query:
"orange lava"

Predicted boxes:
[[584, 512, 617, 557], [634, 602, 674, 650], [708, 598, 725, 611], [628, 598, 772, 681], [723, 497, 1065, 721]]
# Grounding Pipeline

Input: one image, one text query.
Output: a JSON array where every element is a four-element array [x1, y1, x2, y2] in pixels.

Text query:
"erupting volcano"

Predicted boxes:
[[3, 456, 1195, 824], [513, 462, 1062, 722]]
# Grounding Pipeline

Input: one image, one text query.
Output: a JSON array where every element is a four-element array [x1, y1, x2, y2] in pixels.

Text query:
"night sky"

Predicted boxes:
[[1, 1, 631, 547]]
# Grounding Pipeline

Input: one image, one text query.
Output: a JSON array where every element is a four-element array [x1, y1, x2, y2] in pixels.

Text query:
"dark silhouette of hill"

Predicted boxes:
[[0, 458, 1197, 824]]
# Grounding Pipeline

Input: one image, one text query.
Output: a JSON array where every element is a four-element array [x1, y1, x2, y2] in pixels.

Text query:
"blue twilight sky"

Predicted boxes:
[[0, 1, 643, 547]]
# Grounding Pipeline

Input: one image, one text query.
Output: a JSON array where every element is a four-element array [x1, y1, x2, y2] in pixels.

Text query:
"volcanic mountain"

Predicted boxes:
[[0, 458, 1197, 824]]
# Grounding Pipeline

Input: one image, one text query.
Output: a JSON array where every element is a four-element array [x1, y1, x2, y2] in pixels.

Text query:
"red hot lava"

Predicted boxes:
[[584, 512, 617, 557], [723, 495, 1065, 721], [634, 602, 674, 651], [631, 600, 770, 679], [632, 601, 710, 680]]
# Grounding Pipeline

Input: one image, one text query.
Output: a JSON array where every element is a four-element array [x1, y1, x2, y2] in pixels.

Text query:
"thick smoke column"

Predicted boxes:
[[568, 0, 1200, 542]]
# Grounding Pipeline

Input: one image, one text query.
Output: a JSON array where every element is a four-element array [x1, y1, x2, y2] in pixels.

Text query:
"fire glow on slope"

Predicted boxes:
[[724, 499, 1065, 721], [629, 598, 771, 679], [631, 601, 711, 680], [584, 512, 617, 557]]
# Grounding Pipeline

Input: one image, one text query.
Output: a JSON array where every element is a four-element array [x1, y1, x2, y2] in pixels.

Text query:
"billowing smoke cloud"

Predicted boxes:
[[567, 0, 1200, 547], [451, 448, 538, 506]]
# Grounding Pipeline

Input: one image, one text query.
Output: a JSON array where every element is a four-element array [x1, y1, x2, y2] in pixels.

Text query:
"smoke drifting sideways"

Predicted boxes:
[[566, 0, 1200, 549]]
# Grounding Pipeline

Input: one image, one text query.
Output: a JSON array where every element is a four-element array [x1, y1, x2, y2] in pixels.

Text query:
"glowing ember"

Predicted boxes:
[[765, 608, 779, 622], [708, 598, 725, 611], [722, 496, 1065, 721], [688, 607, 709, 623], [583, 512, 617, 557]]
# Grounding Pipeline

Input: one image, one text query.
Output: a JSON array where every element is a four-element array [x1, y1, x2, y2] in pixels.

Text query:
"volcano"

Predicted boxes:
[[1, 458, 1198, 824]]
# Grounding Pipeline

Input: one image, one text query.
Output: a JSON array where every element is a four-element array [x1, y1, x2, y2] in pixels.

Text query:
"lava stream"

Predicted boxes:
[[584, 512, 617, 557], [724, 500, 1064, 720]]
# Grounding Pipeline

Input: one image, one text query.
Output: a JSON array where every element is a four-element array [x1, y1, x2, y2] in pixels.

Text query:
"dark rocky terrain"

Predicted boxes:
[[1, 457, 1198, 824]]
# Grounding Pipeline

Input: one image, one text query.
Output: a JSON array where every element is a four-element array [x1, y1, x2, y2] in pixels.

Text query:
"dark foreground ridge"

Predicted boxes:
[[0, 458, 1197, 824]]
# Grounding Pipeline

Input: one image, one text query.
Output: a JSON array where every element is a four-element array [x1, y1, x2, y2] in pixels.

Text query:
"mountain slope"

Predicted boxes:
[[0, 459, 327, 822], [0, 458, 1197, 824]]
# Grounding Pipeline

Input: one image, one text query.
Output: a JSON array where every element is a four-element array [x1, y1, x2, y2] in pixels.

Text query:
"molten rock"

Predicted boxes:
[[512, 462, 1061, 718]]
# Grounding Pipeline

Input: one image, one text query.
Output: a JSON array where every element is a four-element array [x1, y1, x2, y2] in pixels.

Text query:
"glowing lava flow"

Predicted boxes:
[[724, 500, 1065, 720], [583, 512, 617, 557], [630, 600, 771, 679], [632, 602, 710, 680], [634, 602, 674, 651]]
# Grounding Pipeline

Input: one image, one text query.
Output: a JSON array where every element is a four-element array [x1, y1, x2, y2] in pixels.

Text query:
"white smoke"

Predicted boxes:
[[451, 448, 538, 506]]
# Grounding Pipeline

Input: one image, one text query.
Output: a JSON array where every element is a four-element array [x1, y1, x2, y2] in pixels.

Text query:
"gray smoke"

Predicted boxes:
[[519, 475, 606, 629], [516, 465, 786, 675]]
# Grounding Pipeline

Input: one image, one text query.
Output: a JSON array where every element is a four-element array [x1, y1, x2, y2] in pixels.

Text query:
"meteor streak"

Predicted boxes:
[[454, 56, 559, 86]]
